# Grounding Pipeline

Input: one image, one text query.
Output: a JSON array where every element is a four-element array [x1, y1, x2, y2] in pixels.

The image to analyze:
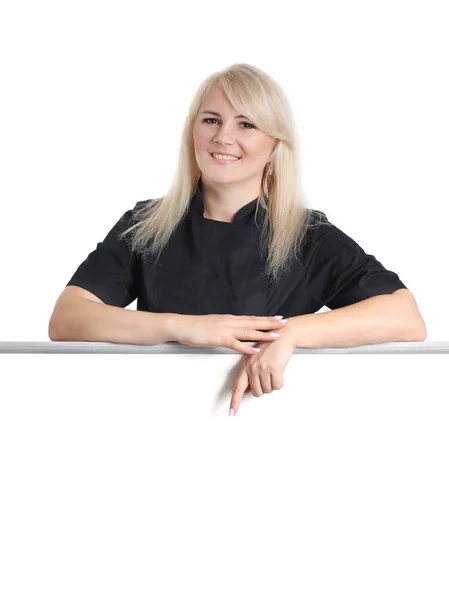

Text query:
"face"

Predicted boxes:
[[192, 83, 276, 186]]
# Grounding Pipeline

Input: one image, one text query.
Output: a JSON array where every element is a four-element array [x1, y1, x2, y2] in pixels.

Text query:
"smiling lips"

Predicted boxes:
[[211, 152, 241, 164]]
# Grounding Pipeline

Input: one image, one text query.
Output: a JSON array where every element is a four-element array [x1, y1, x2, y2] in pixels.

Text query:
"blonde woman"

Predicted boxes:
[[49, 63, 426, 416]]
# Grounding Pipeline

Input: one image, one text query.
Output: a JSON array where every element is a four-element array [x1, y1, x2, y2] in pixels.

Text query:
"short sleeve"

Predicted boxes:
[[306, 224, 408, 310], [65, 203, 144, 308]]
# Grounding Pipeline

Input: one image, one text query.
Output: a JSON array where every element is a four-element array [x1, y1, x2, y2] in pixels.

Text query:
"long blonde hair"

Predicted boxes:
[[119, 63, 323, 282]]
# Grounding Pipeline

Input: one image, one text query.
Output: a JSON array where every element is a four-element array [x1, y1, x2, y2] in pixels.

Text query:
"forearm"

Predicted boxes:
[[49, 299, 178, 345], [285, 294, 427, 349]]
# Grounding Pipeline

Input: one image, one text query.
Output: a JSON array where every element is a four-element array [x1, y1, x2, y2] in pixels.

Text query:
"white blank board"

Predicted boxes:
[[0, 353, 448, 599]]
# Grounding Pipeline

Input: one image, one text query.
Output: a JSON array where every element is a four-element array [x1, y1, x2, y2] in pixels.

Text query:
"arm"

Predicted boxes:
[[284, 289, 427, 349], [49, 297, 177, 345]]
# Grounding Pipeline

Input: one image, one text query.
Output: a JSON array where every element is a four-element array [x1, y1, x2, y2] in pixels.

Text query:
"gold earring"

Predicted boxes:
[[267, 163, 273, 176]]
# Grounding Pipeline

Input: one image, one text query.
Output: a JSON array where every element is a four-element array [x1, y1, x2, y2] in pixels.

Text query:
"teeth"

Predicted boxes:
[[212, 153, 239, 161]]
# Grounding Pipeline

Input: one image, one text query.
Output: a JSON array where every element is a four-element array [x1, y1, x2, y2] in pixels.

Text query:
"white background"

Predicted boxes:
[[1, 1, 448, 598], [0, 0, 447, 341]]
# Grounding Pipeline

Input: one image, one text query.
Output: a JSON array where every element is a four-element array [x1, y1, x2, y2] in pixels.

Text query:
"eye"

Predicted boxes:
[[202, 117, 255, 129]]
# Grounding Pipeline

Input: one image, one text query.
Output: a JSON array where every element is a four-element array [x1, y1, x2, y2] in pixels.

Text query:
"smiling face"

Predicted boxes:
[[192, 83, 275, 186]]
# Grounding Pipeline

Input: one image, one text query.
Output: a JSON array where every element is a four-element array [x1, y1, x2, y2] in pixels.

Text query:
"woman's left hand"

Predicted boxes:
[[229, 330, 297, 416]]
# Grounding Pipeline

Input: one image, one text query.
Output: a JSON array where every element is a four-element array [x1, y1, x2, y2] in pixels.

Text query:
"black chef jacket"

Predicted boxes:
[[66, 178, 408, 318]]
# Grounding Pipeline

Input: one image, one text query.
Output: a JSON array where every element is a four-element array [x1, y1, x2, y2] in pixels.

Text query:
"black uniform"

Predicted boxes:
[[66, 178, 407, 318]]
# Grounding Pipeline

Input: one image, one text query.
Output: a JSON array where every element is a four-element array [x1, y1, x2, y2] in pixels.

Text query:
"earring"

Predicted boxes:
[[267, 164, 273, 176]]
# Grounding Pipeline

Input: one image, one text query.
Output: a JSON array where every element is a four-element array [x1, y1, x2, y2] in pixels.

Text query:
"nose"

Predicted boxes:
[[213, 122, 237, 146]]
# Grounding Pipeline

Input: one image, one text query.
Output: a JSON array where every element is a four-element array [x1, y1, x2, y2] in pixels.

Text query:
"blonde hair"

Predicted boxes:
[[119, 63, 323, 282]]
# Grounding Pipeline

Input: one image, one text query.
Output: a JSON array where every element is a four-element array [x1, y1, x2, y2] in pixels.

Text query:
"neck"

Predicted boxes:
[[201, 175, 262, 222]]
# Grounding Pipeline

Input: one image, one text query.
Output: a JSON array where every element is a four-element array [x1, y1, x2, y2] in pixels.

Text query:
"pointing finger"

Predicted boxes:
[[230, 370, 248, 416]]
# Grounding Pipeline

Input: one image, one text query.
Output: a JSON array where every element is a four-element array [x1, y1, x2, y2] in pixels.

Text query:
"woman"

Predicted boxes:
[[53, 63, 426, 415]]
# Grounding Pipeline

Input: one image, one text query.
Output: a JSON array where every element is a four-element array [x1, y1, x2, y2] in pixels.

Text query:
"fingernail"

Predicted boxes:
[[270, 332, 280, 337], [273, 315, 284, 320], [229, 408, 235, 416], [253, 348, 261, 352], [279, 319, 288, 324]]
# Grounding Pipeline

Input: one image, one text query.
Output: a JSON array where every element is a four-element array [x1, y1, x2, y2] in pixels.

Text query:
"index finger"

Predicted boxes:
[[230, 370, 249, 416], [239, 315, 286, 328], [238, 315, 284, 321]]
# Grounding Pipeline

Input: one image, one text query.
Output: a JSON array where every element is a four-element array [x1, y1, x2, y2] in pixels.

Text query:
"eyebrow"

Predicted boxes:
[[201, 110, 249, 119]]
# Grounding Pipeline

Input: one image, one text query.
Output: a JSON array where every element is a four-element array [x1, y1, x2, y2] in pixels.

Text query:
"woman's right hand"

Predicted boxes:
[[168, 313, 288, 354]]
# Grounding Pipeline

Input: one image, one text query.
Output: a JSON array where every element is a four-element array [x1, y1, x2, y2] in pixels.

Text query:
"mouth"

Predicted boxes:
[[209, 152, 241, 164]]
